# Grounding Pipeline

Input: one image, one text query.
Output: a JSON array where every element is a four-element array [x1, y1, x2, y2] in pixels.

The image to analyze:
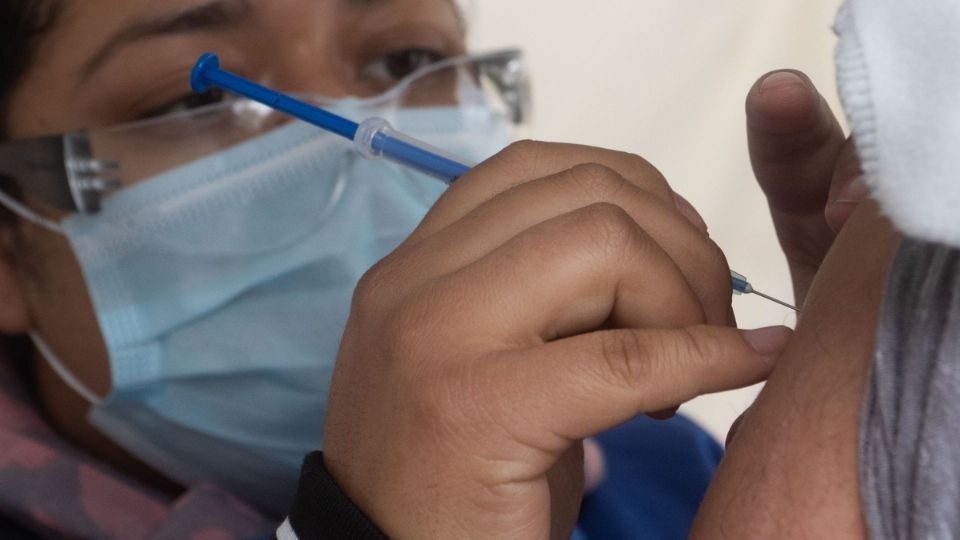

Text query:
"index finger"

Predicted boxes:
[[406, 141, 676, 244], [478, 324, 790, 450]]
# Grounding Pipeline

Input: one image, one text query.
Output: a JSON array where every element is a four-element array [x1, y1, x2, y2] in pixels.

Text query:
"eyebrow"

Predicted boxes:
[[78, 0, 253, 83]]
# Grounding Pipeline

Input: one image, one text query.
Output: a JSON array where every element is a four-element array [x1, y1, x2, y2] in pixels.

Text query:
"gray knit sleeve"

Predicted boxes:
[[861, 238, 960, 539]]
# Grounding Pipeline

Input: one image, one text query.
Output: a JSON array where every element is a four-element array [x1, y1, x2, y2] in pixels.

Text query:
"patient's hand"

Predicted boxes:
[[692, 71, 902, 538], [746, 70, 869, 306]]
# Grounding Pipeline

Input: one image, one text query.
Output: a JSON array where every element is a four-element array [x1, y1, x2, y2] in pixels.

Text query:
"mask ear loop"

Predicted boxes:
[[29, 331, 103, 405], [0, 190, 65, 235]]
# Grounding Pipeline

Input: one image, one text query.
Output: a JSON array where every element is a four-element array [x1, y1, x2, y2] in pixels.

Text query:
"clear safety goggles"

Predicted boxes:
[[0, 49, 528, 216]]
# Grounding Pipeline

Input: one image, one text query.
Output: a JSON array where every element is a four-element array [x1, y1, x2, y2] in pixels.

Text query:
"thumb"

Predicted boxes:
[[747, 70, 846, 304], [486, 325, 791, 449]]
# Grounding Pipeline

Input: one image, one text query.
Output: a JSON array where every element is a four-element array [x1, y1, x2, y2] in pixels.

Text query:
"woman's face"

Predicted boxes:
[[1, 0, 464, 484]]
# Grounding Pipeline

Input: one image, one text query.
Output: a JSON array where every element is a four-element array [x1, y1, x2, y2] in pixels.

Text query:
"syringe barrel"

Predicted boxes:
[[354, 117, 475, 184]]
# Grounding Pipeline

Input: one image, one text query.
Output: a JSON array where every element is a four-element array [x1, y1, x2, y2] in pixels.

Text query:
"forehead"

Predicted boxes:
[[57, 0, 454, 25], [39, 0, 460, 70], [51, 0, 459, 49], [52, 0, 459, 72]]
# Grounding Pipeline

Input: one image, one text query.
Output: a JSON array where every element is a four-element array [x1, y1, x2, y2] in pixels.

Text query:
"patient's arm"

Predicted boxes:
[[691, 201, 899, 539]]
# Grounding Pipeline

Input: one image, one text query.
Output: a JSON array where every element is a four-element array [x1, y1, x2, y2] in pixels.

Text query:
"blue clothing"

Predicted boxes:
[[266, 414, 722, 540], [574, 415, 722, 540]]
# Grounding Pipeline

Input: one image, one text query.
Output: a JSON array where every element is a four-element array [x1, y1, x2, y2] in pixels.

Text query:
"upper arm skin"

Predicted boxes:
[[691, 201, 900, 539]]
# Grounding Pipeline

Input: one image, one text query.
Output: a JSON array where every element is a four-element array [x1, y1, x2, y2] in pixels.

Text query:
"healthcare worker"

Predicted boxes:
[[0, 1, 761, 538], [299, 0, 960, 538]]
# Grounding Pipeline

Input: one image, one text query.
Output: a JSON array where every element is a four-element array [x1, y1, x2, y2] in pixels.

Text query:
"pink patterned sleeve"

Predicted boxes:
[[0, 352, 276, 539]]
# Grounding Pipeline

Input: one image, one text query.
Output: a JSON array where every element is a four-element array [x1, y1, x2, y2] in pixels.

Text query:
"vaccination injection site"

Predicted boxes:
[[1, 0, 958, 539]]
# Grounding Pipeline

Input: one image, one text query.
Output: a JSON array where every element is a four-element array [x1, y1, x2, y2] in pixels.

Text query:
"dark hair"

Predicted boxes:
[[0, 1, 60, 367], [0, 0, 61, 138], [0, 0, 61, 232]]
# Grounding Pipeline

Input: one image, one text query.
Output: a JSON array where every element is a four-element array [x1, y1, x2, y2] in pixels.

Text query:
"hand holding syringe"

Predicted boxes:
[[191, 53, 796, 311]]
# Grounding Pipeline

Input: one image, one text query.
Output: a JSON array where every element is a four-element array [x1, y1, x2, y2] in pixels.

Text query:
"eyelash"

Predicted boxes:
[[139, 87, 229, 120], [137, 46, 451, 121], [359, 47, 448, 86]]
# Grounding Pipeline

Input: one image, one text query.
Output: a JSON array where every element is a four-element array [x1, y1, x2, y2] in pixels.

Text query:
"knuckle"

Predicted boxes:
[[573, 203, 640, 255], [599, 330, 653, 385], [617, 152, 672, 201], [565, 163, 629, 202], [352, 258, 392, 313], [380, 293, 436, 360], [352, 253, 422, 329], [677, 327, 724, 370], [694, 241, 735, 320], [699, 239, 731, 287], [597, 328, 732, 403], [495, 139, 549, 168]]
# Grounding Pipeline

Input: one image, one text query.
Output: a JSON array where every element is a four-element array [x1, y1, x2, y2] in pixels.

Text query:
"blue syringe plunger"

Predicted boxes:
[[191, 53, 220, 94], [190, 52, 473, 181]]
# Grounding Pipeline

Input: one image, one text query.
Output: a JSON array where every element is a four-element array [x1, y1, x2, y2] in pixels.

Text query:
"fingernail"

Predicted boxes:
[[672, 191, 709, 235], [583, 438, 606, 494], [759, 71, 806, 94], [741, 326, 793, 355], [825, 176, 871, 234], [833, 175, 870, 204], [647, 406, 680, 420]]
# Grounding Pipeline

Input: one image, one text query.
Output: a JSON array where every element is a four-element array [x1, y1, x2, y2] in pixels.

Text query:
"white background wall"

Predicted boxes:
[[467, 0, 845, 441]]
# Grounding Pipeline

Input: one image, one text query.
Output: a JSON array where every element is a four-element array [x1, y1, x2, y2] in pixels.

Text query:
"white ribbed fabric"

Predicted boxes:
[[835, 0, 960, 247]]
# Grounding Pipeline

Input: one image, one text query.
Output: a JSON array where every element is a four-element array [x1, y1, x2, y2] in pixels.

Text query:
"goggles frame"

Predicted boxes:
[[0, 48, 528, 216]]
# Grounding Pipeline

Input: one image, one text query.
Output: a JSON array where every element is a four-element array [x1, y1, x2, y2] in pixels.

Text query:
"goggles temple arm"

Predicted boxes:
[[0, 132, 120, 215], [0, 134, 77, 211]]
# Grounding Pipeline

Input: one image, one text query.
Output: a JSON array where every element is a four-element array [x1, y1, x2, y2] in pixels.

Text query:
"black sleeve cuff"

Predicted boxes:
[[284, 451, 389, 540]]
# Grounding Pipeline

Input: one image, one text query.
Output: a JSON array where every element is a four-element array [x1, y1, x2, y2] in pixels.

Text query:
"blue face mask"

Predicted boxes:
[[29, 105, 512, 514]]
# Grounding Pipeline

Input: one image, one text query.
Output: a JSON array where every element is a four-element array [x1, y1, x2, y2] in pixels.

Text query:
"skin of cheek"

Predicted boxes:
[[15, 211, 110, 398], [15, 222, 181, 491], [691, 200, 900, 539]]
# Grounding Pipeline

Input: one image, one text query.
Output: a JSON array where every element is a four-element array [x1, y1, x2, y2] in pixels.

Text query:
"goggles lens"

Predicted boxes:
[[0, 49, 529, 215]]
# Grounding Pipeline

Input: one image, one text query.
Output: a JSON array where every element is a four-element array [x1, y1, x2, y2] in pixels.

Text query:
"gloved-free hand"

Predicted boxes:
[[324, 141, 792, 539]]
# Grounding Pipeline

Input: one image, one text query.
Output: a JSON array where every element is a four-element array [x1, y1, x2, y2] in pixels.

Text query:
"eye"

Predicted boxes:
[[359, 48, 448, 88], [137, 87, 228, 120]]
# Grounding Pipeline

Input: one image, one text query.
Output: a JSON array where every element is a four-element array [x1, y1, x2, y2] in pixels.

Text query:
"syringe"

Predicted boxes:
[[192, 53, 474, 182], [731, 271, 797, 311], [190, 53, 797, 312]]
